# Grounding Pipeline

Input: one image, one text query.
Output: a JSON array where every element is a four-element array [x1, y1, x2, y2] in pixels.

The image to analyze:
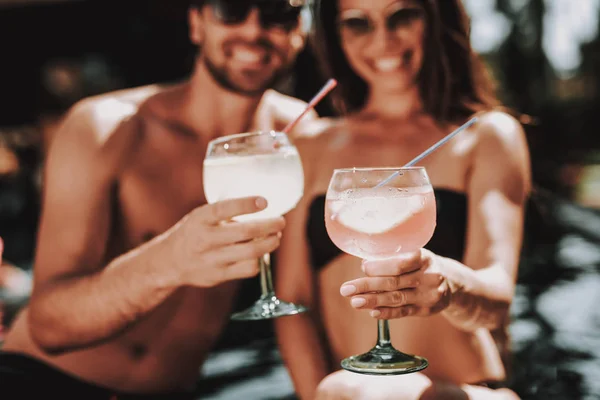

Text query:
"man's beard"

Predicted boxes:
[[202, 55, 287, 97]]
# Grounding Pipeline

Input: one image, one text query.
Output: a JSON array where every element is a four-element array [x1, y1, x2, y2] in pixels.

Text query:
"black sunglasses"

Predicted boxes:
[[338, 5, 424, 37], [208, 0, 304, 30]]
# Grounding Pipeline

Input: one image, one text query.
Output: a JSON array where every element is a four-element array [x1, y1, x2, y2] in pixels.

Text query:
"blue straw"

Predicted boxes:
[[374, 117, 478, 188]]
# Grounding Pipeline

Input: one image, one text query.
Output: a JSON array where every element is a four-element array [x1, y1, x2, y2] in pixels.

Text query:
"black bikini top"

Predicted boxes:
[[306, 189, 468, 269]]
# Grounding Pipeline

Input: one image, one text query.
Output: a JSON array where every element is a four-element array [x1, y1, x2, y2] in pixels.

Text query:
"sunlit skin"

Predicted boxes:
[[275, 0, 530, 399]]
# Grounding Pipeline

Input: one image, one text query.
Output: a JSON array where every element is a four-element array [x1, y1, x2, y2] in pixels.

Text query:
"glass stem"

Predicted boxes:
[[259, 253, 275, 299], [377, 319, 392, 348]]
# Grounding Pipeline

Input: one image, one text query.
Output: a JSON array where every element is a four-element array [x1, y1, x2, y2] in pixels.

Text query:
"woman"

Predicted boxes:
[[274, 0, 530, 399]]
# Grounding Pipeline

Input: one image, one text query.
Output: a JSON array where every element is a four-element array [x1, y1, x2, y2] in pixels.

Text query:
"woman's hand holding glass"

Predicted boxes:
[[324, 167, 436, 375], [340, 249, 452, 320]]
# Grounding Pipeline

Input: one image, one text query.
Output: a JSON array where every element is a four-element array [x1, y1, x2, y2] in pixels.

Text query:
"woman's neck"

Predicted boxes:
[[362, 84, 423, 122]]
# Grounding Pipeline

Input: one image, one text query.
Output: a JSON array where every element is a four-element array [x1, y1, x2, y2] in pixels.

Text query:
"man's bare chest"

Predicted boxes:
[[105, 144, 241, 338], [114, 140, 209, 248]]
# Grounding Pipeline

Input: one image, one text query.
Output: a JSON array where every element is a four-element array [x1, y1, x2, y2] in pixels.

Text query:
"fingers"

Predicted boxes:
[[343, 273, 445, 308], [340, 271, 421, 296], [204, 234, 281, 266], [347, 289, 419, 309], [199, 197, 268, 224], [211, 217, 285, 246], [362, 251, 422, 276], [221, 259, 261, 281], [369, 306, 419, 320]]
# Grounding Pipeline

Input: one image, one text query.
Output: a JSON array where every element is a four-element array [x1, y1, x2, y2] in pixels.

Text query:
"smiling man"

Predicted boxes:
[[0, 0, 313, 398]]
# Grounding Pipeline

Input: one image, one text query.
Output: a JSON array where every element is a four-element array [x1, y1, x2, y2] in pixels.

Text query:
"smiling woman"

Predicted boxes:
[[336, 1, 426, 89], [313, 0, 499, 117], [274, 0, 529, 399]]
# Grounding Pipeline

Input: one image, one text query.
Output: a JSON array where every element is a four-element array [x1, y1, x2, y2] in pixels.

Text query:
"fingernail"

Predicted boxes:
[[370, 310, 381, 318], [255, 197, 267, 209], [340, 285, 356, 296], [351, 297, 366, 308]]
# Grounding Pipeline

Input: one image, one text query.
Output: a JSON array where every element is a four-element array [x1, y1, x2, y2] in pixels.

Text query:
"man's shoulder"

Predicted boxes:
[[60, 85, 163, 138], [101, 84, 164, 104], [50, 85, 163, 166], [72, 84, 162, 125]]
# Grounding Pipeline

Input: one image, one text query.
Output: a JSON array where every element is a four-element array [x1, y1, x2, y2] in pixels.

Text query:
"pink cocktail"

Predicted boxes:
[[326, 187, 436, 259], [325, 167, 436, 375]]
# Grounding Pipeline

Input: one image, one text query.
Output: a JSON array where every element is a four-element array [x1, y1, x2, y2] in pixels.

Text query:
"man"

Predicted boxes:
[[0, 0, 313, 397]]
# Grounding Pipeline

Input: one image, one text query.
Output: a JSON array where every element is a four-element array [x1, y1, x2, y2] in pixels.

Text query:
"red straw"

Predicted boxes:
[[282, 79, 338, 134]]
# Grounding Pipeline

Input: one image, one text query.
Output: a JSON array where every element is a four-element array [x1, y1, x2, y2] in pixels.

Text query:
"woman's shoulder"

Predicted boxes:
[[470, 110, 527, 147], [293, 117, 352, 154], [449, 110, 528, 161], [294, 115, 353, 137], [292, 117, 355, 194], [466, 109, 532, 195]]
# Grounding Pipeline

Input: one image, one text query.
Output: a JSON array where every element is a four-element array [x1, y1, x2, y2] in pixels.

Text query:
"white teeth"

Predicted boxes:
[[234, 49, 262, 63], [374, 58, 401, 72]]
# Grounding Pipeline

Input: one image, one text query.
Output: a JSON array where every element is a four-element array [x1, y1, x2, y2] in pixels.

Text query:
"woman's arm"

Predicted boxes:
[[441, 111, 531, 330], [274, 137, 332, 400]]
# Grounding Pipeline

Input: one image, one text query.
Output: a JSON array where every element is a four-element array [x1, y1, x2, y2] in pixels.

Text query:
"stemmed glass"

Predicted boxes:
[[203, 131, 308, 320], [324, 167, 437, 374]]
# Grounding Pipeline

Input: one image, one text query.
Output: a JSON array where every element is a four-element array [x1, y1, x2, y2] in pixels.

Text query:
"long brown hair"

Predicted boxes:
[[313, 0, 500, 123]]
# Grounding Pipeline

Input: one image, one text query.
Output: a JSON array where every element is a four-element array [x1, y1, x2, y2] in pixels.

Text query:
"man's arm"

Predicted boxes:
[[29, 99, 285, 354], [28, 99, 166, 353]]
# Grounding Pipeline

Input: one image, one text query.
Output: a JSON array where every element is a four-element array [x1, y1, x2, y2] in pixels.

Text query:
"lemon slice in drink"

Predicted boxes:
[[336, 195, 425, 234]]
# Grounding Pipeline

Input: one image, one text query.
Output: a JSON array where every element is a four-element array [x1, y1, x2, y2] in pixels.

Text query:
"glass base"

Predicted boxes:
[[341, 345, 428, 375], [231, 295, 308, 321]]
